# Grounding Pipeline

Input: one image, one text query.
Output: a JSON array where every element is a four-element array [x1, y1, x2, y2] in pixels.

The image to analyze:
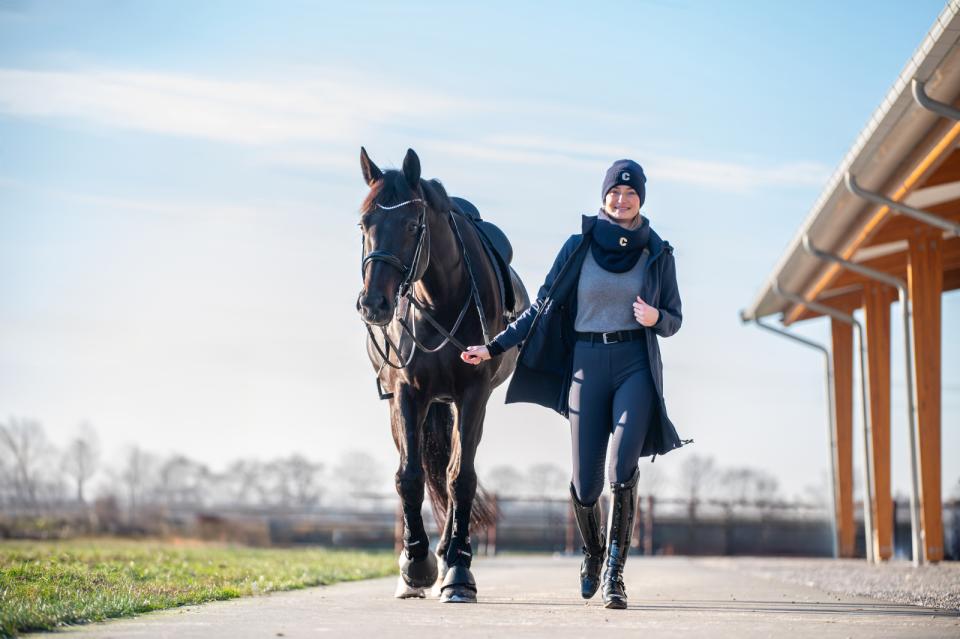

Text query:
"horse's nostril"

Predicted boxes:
[[359, 292, 392, 321]]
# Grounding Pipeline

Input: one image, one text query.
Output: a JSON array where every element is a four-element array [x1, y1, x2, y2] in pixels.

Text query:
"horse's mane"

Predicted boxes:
[[361, 170, 452, 215]]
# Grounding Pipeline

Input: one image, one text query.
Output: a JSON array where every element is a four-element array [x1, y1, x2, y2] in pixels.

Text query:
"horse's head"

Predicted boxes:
[[356, 147, 432, 326]]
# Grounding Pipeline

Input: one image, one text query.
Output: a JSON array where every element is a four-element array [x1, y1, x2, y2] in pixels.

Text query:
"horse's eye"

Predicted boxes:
[[407, 221, 419, 234]]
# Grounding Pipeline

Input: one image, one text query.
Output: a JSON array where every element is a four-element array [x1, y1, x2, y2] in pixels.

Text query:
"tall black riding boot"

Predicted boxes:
[[569, 483, 605, 599], [602, 467, 639, 609]]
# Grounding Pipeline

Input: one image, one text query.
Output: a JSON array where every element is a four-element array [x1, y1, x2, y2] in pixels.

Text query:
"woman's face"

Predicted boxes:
[[603, 185, 641, 222]]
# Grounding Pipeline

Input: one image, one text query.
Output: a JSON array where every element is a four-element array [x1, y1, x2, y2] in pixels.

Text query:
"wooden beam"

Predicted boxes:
[[907, 227, 944, 563], [831, 318, 856, 558], [919, 146, 960, 188], [832, 236, 960, 289], [944, 266, 960, 291], [866, 201, 960, 247], [863, 282, 894, 560], [793, 289, 862, 323]]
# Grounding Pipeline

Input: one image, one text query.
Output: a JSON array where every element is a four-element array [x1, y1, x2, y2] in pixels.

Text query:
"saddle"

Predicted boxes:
[[450, 196, 522, 320]]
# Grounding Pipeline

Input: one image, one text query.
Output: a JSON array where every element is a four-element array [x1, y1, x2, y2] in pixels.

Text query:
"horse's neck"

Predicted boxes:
[[414, 213, 466, 310]]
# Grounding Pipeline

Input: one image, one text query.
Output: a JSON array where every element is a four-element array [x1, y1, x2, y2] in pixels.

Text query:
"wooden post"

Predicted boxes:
[[643, 495, 654, 556], [863, 282, 894, 560], [831, 317, 857, 558], [908, 228, 944, 563], [487, 494, 498, 556], [632, 494, 643, 549], [394, 502, 404, 555]]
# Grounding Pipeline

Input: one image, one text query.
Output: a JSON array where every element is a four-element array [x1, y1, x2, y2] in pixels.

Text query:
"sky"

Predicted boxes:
[[1, 0, 957, 502]]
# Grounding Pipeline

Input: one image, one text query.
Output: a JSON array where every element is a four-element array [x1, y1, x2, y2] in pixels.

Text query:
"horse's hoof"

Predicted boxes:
[[439, 586, 477, 603], [398, 549, 438, 589], [394, 577, 427, 599], [438, 563, 477, 604]]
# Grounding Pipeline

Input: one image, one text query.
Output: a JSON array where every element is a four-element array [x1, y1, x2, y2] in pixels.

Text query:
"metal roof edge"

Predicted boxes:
[[743, 2, 960, 321]]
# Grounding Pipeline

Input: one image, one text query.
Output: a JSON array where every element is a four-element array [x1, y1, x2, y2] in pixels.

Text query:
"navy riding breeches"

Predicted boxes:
[[568, 338, 655, 505]]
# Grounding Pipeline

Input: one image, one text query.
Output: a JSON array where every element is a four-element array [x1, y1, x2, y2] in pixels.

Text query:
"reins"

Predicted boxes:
[[359, 194, 491, 396]]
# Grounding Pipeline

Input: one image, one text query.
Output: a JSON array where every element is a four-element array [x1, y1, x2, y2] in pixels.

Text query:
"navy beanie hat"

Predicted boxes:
[[601, 159, 646, 207]]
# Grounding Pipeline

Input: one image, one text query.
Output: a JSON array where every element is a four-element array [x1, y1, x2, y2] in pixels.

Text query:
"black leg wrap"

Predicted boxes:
[[602, 467, 639, 609], [570, 482, 605, 599], [397, 476, 429, 561], [402, 525, 429, 561], [443, 533, 473, 568]]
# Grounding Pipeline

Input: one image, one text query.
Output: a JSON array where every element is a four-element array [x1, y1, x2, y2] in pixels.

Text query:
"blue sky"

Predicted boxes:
[[1, 0, 957, 500]]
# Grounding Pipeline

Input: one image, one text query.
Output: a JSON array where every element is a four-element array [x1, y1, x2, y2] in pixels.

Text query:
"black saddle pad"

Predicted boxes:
[[450, 197, 513, 265], [450, 196, 518, 317]]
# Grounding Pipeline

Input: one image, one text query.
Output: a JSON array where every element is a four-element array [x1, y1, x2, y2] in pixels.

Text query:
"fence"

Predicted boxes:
[[3, 495, 959, 560]]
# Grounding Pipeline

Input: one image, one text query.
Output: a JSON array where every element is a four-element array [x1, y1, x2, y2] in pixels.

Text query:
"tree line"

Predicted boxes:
[[4, 416, 872, 518], [0, 417, 387, 514]]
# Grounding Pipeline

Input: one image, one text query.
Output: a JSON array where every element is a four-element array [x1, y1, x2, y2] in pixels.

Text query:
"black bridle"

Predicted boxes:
[[359, 194, 490, 395], [360, 197, 430, 298]]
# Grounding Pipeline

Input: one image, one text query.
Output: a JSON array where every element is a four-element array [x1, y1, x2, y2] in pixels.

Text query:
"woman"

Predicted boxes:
[[461, 159, 687, 609]]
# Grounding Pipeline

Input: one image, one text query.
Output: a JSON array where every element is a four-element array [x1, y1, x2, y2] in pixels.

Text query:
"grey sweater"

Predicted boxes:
[[574, 248, 649, 333]]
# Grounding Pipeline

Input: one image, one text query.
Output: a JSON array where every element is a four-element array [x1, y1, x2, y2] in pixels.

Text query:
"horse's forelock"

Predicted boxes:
[[360, 170, 416, 215]]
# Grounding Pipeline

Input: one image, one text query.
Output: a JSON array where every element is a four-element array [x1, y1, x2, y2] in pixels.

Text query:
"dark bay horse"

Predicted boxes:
[[356, 148, 529, 603]]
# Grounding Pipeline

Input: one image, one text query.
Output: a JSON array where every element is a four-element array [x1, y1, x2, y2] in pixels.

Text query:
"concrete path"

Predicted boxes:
[[34, 556, 959, 638]]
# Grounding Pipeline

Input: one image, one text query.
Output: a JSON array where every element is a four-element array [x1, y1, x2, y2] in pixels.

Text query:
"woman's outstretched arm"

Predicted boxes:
[[461, 235, 578, 365]]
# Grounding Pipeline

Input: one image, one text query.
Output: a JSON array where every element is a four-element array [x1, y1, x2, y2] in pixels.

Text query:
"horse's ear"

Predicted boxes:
[[402, 148, 421, 190], [360, 146, 383, 186]]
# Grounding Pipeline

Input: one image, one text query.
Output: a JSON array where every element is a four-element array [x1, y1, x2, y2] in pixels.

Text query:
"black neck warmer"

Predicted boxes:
[[590, 211, 650, 273]]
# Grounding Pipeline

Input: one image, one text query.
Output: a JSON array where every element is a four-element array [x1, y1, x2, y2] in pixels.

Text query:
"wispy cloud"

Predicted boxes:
[[0, 67, 830, 191], [0, 67, 468, 145], [428, 135, 831, 191]]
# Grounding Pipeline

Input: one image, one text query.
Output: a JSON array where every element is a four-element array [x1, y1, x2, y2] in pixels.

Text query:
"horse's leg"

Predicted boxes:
[[392, 385, 438, 598], [439, 387, 488, 603], [431, 507, 454, 597]]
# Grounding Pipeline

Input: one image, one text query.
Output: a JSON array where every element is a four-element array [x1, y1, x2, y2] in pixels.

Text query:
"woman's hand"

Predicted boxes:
[[461, 345, 491, 365], [633, 296, 660, 327]]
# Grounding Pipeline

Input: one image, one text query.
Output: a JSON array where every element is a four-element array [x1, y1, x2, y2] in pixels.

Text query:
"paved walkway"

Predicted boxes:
[[34, 556, 959, 638]]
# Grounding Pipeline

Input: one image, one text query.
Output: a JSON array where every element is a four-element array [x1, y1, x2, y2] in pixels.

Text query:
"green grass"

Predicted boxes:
[[0, 538, 396, 638]]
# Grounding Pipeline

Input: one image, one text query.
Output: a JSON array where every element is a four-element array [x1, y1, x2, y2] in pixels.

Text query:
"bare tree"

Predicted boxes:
[[156, 454, 210, 507], [678, 455, 716, 518], [286, 454, 324, 507], [0, 417, 52, 506], [334, 450, 384, 498], [61, 422, 100, 504], [119, 446, 156, 520], [637, 461, 666, 499], [486, 464, 524, 497], [526, 463, 567, 497], [716, 467, 754, 503], [222, 458, 267, 506]]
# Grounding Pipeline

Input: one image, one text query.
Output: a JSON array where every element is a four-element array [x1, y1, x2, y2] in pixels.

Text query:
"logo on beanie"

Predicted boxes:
[[621, 171, 630, 181], [619, 237, 628, 247]]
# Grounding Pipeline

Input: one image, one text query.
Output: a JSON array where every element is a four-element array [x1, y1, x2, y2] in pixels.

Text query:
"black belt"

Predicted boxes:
[[576, 329, 645, 345]]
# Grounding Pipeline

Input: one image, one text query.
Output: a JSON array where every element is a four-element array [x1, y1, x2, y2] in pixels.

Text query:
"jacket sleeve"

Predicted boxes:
[[651, 248, 682, 338], [486, 236, 577, 355]]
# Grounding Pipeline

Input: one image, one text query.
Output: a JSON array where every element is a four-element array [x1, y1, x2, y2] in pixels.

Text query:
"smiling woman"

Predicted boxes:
[[461, 158, 688, 609]]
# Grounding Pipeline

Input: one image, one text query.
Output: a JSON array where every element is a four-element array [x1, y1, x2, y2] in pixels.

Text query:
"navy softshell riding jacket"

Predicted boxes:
[[488, 214, 688, 458]]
